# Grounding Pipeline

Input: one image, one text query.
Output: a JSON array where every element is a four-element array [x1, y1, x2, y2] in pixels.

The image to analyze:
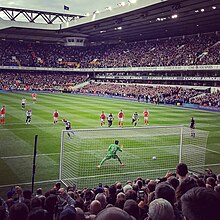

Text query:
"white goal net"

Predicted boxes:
[[59, 126, 209, 188]]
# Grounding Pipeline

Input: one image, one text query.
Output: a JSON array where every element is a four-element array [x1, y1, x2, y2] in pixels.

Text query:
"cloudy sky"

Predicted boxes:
[[1, 0, 134, 15]]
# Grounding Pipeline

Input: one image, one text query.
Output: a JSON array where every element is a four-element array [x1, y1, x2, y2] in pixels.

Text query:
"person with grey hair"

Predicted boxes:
[[148, 198, 174, 220], [95, 207, 134, 220], [95, 193, 107, 209]]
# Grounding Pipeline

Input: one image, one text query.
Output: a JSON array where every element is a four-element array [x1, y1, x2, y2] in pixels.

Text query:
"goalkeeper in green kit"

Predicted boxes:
[[97, 140, 124, 168]]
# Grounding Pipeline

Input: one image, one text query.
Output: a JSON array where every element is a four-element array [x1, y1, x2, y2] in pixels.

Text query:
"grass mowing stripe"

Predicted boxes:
[[0, 92, 219, 189]]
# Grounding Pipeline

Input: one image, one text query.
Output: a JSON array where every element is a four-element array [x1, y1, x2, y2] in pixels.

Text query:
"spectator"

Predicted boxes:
[[176, 163, 188, 183], [148, 198, 175, 220], [95, 207, 134, 220], [123, 199, 140, 220], [9, 202, 29, 220], [59, 205, 76, 220], [181, 187, 220, 220]]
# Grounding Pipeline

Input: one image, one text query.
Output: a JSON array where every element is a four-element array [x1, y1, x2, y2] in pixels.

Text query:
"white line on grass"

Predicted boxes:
[[0, 126, 60, 131], [63, 163, 220, 181], [1, 153, 60, 159], [0, 179, 59, 188]]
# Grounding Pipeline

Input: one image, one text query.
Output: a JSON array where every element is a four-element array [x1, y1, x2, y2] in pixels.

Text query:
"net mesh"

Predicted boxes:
[[60, 126, 209, 188]]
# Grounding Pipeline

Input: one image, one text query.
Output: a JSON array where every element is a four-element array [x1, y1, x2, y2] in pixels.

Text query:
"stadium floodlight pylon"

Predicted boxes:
[[59, 126, 209, 188]]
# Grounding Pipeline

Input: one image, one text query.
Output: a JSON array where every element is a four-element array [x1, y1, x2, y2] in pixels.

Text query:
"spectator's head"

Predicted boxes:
[[36, 188, 43, 196], [147, 180, 157, 193], [117, 192, 125, 200], [95, 207, 133, 220], [44, 194, 57, 214], [214, 185, 220, 193], [59, 206, 76, 220], [125, 190, 137, 201], [206, 176, 216, 188], [9, 202, 29, 220], [109, 184, 117, 195], [28, 208, 48, 220], [115, 198, 126, 209], [148, 198, 175, 220], [30, 197, 42, 209], [167, 176, 179, 190], [176, 176, 198, 201], [176, 163, 188, 179], [123, 199, 139, 220], [217, 174, 220, 185], [84, 189, 94, 201], [123, 184, 132, 193], [23, 189, 32, 200], [89, 200, 102, 215], [75, 207, 85, 220], [155, 182, 175, 205], [95, 193, 107, 209], [181, 187, 220, 220]]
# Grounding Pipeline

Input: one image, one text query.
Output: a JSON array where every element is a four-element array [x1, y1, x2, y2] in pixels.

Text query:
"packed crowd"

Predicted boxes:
[[191, 90, 220, 107], [1, 72, 219, 108], [0, 72, 88, 91], [78, 82, 203, 105], [0, 163, 219, 220], [0, 33, 219, 68]]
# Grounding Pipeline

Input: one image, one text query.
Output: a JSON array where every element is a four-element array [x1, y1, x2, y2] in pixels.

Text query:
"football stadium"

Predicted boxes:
[[0, 0, 220, 219]]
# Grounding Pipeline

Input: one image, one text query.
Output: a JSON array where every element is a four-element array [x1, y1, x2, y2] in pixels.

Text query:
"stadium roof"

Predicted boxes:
[[0, 0, 220, 43]]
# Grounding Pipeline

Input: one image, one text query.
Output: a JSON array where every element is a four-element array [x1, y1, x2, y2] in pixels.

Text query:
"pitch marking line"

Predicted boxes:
[[1, 153, 60, 160], [0, 126, 60, 131], [191, 145, 220, 155]]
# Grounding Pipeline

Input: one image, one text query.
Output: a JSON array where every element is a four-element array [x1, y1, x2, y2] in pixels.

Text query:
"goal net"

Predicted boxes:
[[59, 126, 209, 188]]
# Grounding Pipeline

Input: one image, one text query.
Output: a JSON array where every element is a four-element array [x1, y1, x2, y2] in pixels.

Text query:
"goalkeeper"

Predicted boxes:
[[97, 140, 124, 168]]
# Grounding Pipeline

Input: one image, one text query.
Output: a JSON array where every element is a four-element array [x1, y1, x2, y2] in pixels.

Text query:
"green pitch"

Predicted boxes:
[[0, 92, 220, 190]]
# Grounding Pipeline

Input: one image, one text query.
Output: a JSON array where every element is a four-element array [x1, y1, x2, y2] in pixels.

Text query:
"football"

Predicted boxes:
[[152, 156, 157, 160]]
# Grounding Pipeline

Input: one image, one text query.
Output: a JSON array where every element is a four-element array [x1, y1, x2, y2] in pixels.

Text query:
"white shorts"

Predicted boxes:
[[54, 117, 58, 122], [144, 117, 148, 120], [118, 118, 124, 122], [1, 114, 5, 118], [100, 119, 105, 122]]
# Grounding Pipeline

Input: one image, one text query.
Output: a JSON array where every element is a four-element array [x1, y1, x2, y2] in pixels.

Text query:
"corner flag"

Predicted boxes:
[[64, 5, 69, 11]]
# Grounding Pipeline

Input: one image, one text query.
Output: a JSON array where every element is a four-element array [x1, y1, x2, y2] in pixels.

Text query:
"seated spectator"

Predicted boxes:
[[181, 187, 220, 220], [148, 198, 175, 220]]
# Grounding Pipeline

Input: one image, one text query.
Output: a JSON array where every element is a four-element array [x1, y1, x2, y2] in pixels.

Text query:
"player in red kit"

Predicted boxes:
[[0, 105, 6, 124], [118, 110, 124, 128], [100, 111, 106, 127], [32, 93, 37, 103], [53, 110, 59, 124], [143, 109, 149, 125]]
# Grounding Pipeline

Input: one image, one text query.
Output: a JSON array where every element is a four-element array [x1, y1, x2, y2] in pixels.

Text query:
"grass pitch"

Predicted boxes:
[[0, 92, 220, 190]]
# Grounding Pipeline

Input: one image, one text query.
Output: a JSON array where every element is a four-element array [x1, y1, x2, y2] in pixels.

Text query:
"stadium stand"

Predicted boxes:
[[0, 33, 219, 68], [0, 1, 220, 219]]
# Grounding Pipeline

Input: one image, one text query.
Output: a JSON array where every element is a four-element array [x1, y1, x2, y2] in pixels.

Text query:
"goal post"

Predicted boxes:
[[59, 126, 209, 188]]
